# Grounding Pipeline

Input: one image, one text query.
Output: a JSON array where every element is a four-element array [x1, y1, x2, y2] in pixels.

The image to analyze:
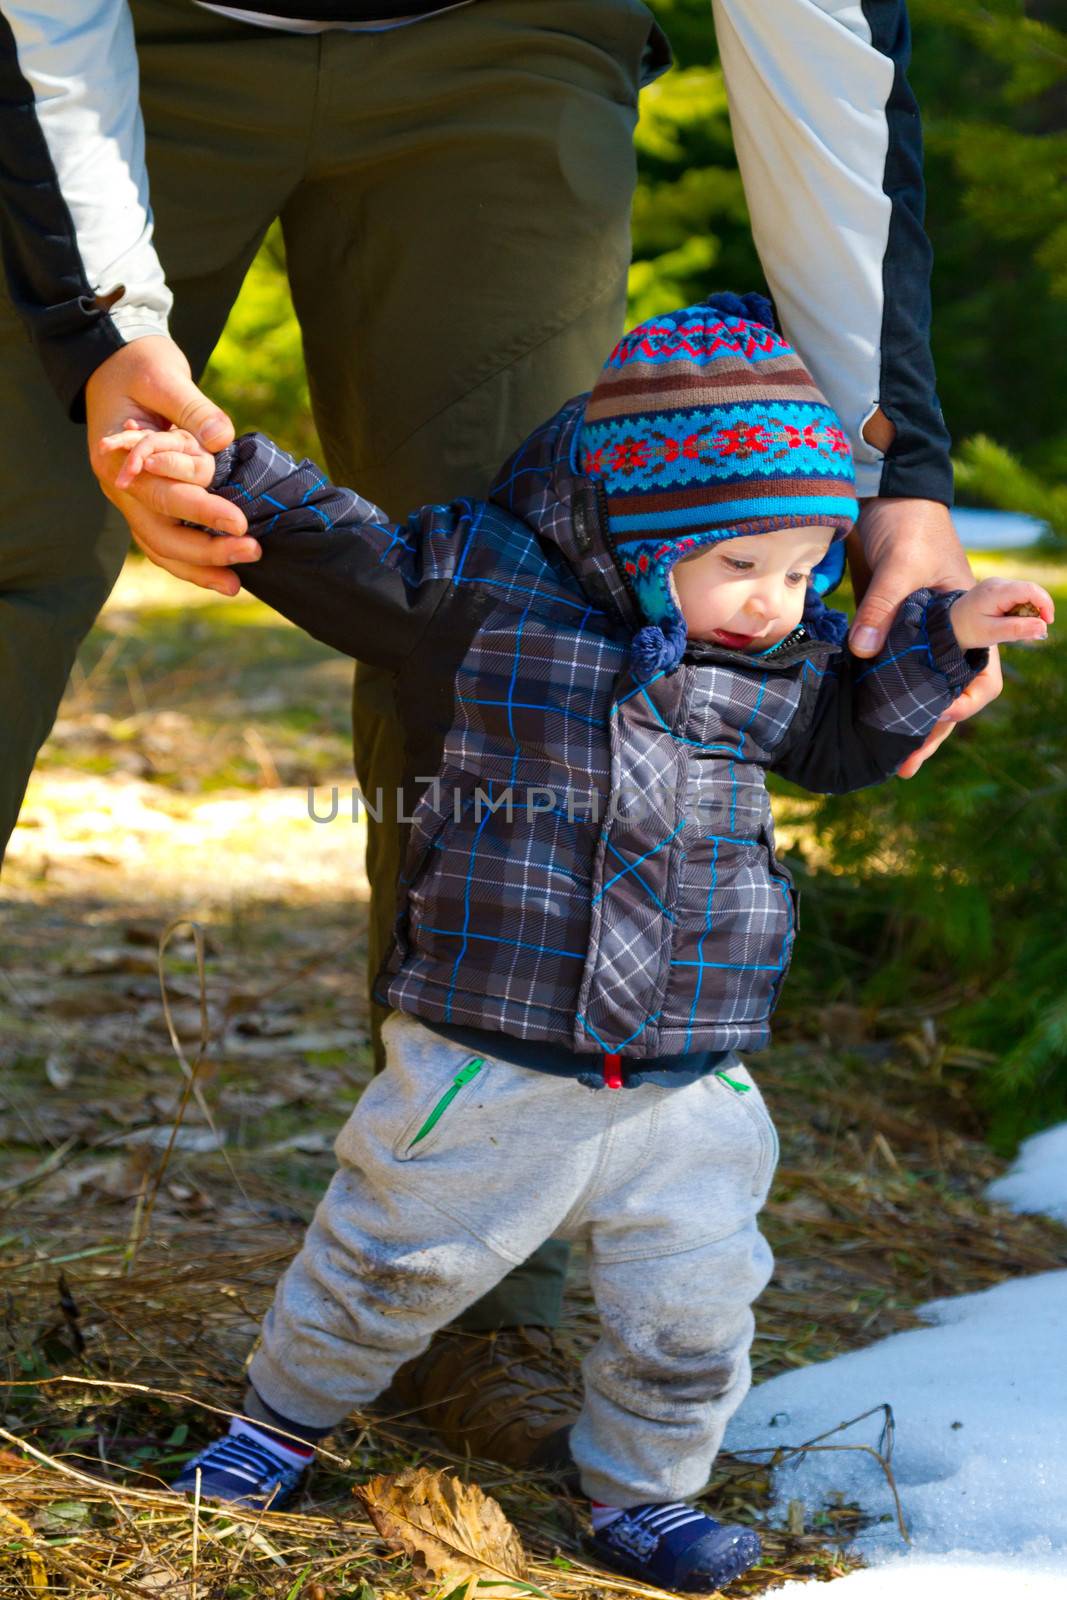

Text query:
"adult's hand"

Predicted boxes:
[[846, 496, 1003, 779], [85, 335, 260, 595]]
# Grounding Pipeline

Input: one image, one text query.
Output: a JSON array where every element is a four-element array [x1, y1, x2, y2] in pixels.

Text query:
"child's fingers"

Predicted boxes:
[[115, 438, 160, 489], [100, 428, 154, 454], [117, 431, 190, 489], [985, 614, 1049, 646], [984, 579, 1055, 624], [1031, 585, 1054, 625], [142, 449, 215, 488]]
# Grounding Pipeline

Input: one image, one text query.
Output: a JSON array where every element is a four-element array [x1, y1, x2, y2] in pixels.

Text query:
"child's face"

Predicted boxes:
[[671, 525, 836, 651]]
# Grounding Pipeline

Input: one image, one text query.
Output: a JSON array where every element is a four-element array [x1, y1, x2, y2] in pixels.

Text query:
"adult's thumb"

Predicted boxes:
[[147, 362, 235, 451], [848, 588, 904, 658], [179, 387, 235, 451]]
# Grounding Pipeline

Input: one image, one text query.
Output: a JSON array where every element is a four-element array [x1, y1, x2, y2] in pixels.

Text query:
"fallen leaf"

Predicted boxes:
[[356, 1469, 529, 1598], [119, 1126, 225, 1153], [46, 1155, 149, 1203], [128, 1564, 192, 1596]]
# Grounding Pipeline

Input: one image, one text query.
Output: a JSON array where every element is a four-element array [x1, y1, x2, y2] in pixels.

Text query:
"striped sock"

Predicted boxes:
[[589, 1501, 624, 1531]]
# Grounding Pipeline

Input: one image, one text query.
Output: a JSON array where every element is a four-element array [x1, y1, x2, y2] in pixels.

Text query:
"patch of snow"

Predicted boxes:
[[728, 1272, 1067, 1561], [765, 1553, 1066, 1598], [987, 1124, 1067, 1224]]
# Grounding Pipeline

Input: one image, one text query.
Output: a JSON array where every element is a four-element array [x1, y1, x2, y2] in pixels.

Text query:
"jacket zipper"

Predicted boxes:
[[408, 1056, 485, 1148]]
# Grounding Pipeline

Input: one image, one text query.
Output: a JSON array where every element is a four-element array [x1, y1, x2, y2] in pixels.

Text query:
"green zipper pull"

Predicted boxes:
[[408, 1056, 485, 1148], [718, 1070, 751, 1094]]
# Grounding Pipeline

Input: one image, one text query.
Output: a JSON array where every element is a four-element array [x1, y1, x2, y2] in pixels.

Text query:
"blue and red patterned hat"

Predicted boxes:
[[578, 292, 858, 675]]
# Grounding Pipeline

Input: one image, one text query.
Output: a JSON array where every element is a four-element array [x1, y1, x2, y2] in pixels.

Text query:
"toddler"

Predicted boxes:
[[105, 294, 1051, 1592]]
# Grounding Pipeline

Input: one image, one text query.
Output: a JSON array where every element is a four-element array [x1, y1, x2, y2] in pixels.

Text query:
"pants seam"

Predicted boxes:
[[377, 1168, 528, 1267], [592, 1214, 763, 1265], [555, 1095, 627, 1236]]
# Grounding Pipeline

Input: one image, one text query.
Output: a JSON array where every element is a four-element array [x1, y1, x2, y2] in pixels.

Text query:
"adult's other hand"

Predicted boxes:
[[846, 496, 1003, 779], [85, 335, 259, 595]]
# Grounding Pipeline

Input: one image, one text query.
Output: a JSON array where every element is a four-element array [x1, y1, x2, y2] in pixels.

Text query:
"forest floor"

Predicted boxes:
[[2, 556, 1065, 1599]]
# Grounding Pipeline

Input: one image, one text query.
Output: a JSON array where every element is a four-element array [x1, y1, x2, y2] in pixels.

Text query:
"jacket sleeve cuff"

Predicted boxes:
[[858, 450, 955, 507], [210, 442, 239, 492], [107, 306, 171, 342], [923, 590, 988, 693]]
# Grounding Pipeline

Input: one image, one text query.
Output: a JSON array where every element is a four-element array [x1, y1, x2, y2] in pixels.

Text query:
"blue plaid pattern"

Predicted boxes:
[[214, 406, 983, 1061]]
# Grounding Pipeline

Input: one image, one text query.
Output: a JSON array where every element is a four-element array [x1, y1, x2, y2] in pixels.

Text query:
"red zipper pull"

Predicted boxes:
[[602, 1052, 623, 1089]]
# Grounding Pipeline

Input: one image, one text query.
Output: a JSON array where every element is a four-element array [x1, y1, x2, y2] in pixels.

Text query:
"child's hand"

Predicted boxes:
[[99, 422, 216, 493], [950, 578, 1054, 651]]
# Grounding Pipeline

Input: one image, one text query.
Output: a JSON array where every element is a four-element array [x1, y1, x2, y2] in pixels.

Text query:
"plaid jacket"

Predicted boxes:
[[214, 401, 985, 1059]]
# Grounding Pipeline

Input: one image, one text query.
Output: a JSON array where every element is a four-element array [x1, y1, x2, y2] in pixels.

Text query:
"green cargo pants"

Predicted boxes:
[[0, 0, 650, 1327]]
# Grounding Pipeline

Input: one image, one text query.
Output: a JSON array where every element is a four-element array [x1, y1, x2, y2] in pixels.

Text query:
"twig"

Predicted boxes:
[[0, 1375, 351, 1468], [192, 1466, 202, 1600], [729, 1403, 909, 1543], [0, 1137, 77, 1198]]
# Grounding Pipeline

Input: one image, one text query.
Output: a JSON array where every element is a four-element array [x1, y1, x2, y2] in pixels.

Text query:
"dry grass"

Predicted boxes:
[[2, 556, 1065, 1596]]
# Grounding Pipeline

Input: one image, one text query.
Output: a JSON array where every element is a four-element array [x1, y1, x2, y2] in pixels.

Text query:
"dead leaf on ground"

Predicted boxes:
[[45, 1155, 149, 1203], [356, 1468, 531, 1599]]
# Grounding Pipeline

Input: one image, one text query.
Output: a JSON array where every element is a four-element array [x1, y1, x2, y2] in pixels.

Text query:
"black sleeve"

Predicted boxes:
[[771, 588, 988, 794], [862, 0, 953, 504], [211, 433, 472, 671]]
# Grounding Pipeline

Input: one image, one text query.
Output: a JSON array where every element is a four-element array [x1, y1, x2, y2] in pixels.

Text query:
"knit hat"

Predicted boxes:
[[578, 292, 858, 677]]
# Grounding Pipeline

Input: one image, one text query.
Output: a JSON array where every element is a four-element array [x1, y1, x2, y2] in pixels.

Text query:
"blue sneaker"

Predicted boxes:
[[170, 1429, 311, 1510], [591, 1502, 761, 1592]]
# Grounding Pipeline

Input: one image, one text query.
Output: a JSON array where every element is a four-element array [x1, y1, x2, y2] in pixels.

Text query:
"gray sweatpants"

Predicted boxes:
[[249, 1012, 778, 1506]]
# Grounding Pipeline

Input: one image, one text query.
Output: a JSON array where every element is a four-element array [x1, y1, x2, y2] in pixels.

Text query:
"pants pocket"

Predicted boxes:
[[708, 1062, 780, 1198], [392, 1052, 489, 1161]]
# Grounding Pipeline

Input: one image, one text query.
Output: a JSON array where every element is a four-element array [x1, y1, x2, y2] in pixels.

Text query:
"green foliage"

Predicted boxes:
[[630, 7, 760, 322], [783, 561, 1067, 1153], [203, 225, 322, 461], [956, 436, 1067, 542], [907, 0, 1067, 498]]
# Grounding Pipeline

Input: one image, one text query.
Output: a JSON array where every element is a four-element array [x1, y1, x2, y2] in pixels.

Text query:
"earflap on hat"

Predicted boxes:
[[810, 537, 847, 596]]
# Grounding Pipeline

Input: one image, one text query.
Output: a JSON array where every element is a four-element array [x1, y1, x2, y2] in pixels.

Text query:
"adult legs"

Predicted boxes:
[[0, 311, 129, 865], [0, 0, 320, 868]]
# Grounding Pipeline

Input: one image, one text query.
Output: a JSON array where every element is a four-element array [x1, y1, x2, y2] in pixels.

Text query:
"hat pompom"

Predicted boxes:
[[631, 615, 688, 682], [700, 290, 776, 331]]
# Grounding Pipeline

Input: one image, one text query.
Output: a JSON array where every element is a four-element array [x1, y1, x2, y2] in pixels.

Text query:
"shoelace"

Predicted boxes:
[[185, 1434, 299, 1490]]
